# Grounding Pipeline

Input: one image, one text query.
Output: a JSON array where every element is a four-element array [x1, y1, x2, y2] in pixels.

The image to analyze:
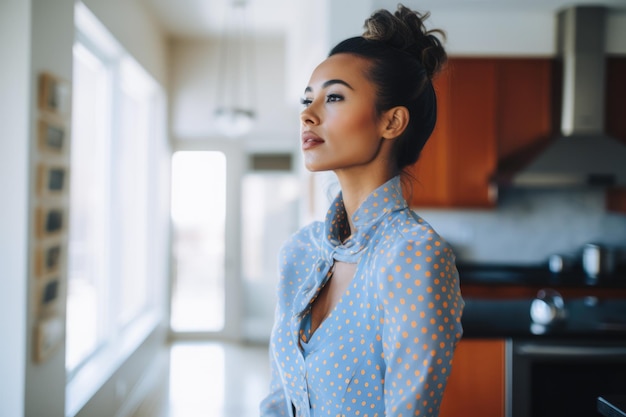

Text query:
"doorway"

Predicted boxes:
[[169, 144, 244, 339]]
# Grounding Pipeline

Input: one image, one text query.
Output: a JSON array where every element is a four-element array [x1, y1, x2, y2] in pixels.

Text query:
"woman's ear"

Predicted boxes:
[[381, 106, 410, 139]]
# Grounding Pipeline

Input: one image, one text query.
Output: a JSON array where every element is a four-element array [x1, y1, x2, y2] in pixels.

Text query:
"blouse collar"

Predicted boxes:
[[322, 175, 407, 261], [291, 175, 409, 318]]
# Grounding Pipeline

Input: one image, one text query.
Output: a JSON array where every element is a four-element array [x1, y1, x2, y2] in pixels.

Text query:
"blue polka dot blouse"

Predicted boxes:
[[260, 176, 464, 417]]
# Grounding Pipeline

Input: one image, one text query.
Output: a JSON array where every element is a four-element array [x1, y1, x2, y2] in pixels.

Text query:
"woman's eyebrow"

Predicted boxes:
[[304, 79, 355, 94]]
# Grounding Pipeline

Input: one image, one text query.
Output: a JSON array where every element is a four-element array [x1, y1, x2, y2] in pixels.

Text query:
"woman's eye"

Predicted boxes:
[[326, 94, 343, 103], [300, 94, 343, 107]]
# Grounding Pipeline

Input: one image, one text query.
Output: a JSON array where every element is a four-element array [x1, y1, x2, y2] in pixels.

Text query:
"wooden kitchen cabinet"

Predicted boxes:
[[439, 338, 506, 417], [408, 58, 553, 208], [606, 57, 626, 146], [409, 59, 498, 208], [494, 59, 554, 161], [607, 189, 626, 212], [606, 56, 626, 214]]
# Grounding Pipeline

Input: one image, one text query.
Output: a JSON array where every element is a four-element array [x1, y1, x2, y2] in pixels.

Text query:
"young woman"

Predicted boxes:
[[260, 5, 464, 417]]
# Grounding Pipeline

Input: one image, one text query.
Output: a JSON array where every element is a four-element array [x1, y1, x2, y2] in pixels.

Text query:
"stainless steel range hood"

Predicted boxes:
[[497, 6, 626, 187]]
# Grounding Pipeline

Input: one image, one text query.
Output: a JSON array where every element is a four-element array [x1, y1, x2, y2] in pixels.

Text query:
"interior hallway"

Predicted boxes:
[[132, 341, 270, 417]]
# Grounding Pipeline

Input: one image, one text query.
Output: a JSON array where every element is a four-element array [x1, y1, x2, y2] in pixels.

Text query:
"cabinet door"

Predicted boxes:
[[409, 59, 498, 208], [408, 67, 452, 206], [606, 56, 626, 213], [447, 59, 498, 207], [606, 56, 626, 142], [496, 59, 554, 160], [438, 339, 506, 417]]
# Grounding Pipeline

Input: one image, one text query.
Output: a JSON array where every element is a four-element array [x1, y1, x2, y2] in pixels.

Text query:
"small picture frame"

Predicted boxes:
[[34, 241, 63, 278], [38, 72, 71, 116], [37, 118, 67, 155], [35, 205, 66, 239], [37, 163, 68, 197], [33, 315, 64, 363], [36, 276, 62, 317]]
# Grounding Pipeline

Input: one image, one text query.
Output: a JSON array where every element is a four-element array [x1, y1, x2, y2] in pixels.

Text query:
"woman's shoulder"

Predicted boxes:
[[275, 221, 325, 302], [372, 210, 459, 294], [379, 209, 454, 260], [277, 221, 325, 279], [279, 221, 324, 256]]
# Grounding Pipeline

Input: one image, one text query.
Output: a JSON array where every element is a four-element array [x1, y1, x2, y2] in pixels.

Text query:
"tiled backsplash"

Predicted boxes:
[[418, 188, 626, 264]]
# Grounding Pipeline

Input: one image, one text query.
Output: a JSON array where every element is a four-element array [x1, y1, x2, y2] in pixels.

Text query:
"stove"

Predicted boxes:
[[454, 262, 626, 417]]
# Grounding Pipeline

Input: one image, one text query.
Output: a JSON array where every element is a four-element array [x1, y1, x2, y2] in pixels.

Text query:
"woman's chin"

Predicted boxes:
[[303, 160, 326, 173]]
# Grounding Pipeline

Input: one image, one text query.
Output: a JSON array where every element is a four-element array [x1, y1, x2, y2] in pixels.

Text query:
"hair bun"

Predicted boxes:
[[363, 4, 447, 79]]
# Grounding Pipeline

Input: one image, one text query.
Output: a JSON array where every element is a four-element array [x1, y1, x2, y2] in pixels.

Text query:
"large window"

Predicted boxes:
[[66, 40, 111, 371], [66, 3, 165, 378]]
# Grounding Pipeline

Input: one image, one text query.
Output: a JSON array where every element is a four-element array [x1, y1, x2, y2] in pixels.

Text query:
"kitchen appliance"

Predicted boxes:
[[495, 6, 626, 187], [457, 262, 626, 417], [582, 243, 616, 280], [510, 339, 626, 417], [463, 290, 626, 417], [547, 253, 574, 274], [529, 288, 566, 328]]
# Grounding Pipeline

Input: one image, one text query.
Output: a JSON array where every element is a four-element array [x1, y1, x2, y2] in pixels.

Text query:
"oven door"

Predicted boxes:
[[509, 339, 626, 417]]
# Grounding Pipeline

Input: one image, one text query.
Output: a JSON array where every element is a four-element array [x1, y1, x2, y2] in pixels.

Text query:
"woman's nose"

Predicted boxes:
[[300, 107, 319, 126]]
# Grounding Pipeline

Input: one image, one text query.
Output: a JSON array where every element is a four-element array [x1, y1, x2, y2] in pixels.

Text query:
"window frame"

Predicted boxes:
[[65, 3, 167, 414]]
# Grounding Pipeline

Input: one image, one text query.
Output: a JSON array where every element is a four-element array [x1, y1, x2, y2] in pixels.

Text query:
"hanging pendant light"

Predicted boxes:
[[214, 0, 256, 137]]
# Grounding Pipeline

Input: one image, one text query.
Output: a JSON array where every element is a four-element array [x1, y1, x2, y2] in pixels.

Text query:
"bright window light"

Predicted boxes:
[[170, 151, 227, 332], [66, 2, 163, 377]]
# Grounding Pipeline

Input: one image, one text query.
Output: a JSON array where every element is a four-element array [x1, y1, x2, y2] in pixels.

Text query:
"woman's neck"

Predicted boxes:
[[335, 167, 396, 235]]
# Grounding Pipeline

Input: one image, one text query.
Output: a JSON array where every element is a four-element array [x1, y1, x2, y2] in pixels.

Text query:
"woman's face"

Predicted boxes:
[[300, 53, 389, 173]]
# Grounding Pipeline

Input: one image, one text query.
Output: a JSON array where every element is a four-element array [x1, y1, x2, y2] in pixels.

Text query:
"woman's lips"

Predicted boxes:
[[301, 132, 324, 150]]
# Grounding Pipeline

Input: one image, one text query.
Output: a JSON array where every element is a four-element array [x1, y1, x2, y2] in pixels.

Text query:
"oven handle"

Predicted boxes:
[[515, 344, 626, 358]]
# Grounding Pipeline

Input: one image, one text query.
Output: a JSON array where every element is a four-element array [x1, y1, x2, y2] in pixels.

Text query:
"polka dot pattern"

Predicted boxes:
[[260, 176, 464, 417]]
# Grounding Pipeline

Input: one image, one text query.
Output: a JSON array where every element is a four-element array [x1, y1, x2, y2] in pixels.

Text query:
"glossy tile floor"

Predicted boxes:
[[133, 341, 270, 417]]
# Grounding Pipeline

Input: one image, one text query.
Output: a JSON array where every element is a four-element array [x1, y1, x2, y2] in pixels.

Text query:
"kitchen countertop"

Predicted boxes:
[[461, 296, 626, 339], [455, 262, 626, 339]]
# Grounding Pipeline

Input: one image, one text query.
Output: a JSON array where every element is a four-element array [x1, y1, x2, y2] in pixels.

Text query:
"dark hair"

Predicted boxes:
[[329, 4, 447, 173]]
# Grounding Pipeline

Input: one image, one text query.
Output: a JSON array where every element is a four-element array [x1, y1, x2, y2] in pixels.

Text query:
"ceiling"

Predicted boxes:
[[141, 0, 626, 39], [139, 0, 292, 38]]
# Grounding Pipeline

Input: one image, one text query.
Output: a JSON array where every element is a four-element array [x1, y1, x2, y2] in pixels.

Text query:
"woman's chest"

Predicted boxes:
[[299, 285, 385, 399], [300, 270, 384, 358], [308, 261, 357, 335]]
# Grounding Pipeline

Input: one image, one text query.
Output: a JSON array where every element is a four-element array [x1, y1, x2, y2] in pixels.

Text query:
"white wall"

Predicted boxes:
[[170, 35, 299, 148], [419, 189, 626, 264], [0, 1, 31, 416], [23, 1, 75, 416], [285, 0, 375, 100], [373, 1, 626, 56]]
